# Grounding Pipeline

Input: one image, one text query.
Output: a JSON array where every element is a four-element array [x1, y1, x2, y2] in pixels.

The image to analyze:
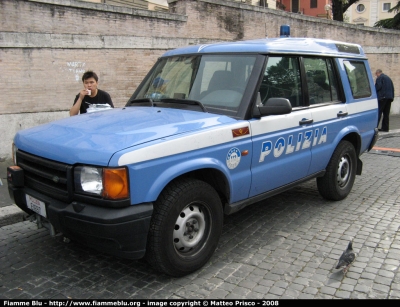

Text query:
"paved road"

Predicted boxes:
[[0, 134, 399, 299]]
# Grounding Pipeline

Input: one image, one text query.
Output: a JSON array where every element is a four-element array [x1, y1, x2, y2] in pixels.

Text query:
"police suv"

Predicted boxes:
[[8, 27, 379, 276]]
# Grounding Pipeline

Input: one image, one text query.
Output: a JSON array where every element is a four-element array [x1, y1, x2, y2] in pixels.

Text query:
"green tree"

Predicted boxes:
[[374, 1, 400, 29], [332, 0, 360, 21]]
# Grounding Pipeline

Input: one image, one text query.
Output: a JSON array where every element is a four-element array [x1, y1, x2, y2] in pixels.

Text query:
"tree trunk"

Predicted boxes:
[[332, 1, 344, 21]]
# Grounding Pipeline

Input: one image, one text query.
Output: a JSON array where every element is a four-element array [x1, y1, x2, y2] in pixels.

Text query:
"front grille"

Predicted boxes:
[[17, 151, 73, 203]]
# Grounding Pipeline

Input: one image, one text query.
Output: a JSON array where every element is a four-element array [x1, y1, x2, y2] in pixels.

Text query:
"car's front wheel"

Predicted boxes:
[[145, 178, 223, 277]]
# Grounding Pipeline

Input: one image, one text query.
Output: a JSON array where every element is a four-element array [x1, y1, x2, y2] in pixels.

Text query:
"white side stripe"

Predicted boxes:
[[118, 123, 250, 165], [346, 98, 378, 114]]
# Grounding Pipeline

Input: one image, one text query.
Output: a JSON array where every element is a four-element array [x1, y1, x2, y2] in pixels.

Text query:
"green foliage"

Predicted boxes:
[[374, 1, 400, 29], [332, 0, 360, 21]]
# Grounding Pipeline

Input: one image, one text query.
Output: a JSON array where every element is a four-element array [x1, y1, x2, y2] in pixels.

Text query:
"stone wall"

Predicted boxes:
[[0, 0, 399, 159]]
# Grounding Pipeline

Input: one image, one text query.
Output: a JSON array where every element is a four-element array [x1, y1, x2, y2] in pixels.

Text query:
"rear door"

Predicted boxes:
[[341, 59, 377, 154], [302, 57, 349, 174]]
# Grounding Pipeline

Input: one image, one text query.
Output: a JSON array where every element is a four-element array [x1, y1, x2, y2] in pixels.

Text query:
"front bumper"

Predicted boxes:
[[8, 178, 153, 260]]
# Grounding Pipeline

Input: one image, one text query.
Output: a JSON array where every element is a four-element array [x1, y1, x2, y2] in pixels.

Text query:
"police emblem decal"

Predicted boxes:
[[226, 147, 241, 170]]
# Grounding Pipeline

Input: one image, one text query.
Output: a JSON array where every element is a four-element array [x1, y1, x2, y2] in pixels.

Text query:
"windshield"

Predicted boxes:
[[129, 54, 257, 117]]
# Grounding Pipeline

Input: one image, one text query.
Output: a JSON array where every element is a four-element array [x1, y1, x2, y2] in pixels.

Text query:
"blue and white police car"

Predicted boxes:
[[8, 26, 379, 276]]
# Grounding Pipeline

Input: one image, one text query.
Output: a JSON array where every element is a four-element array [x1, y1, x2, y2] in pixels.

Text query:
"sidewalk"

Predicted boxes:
[[0, 158, 28, 226], [1, 114, 400, 227]]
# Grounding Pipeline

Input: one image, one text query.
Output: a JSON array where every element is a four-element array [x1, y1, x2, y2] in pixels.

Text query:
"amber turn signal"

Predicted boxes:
[[102, 168, 129, 200]]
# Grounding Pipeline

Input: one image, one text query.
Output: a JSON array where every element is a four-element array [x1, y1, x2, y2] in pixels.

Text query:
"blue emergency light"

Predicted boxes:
[[280, 25, 290, 37]]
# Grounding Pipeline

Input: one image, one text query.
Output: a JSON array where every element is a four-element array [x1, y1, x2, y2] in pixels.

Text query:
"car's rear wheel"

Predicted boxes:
[[145, 178, 223, 277], [317, 140, 357, 201]]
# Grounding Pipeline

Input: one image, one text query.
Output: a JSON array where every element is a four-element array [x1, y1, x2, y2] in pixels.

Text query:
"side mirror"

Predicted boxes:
[[253, 96, 292, 118]]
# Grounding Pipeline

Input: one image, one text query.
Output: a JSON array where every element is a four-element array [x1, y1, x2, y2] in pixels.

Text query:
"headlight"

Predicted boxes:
[[12, 143, 18, 165], [75, 166, 103, 195], [74, 166, 129, 200]]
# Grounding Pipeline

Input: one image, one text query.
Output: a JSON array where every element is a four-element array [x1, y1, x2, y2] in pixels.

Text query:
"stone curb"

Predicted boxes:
[[0, 204, 28, 227]]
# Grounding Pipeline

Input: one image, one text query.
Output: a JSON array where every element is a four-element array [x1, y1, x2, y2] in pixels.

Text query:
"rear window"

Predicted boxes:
[[343, 61, 371, 99]]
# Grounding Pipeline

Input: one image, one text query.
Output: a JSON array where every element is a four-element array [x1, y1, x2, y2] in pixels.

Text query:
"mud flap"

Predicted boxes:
[[356, 158, 363, 175]]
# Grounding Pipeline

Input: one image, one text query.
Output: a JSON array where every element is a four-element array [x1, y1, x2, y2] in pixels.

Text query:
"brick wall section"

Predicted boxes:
[[0, 0, 192, 114], [0, 48, 164, 113]]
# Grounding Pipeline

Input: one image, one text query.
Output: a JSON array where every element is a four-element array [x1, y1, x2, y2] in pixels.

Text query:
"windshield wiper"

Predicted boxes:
[[159, 98, 208, 113], [125, 98, 154, 107]]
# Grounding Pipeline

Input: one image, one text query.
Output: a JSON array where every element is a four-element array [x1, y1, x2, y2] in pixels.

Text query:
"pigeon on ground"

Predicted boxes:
[[335, 240, 355, 273]]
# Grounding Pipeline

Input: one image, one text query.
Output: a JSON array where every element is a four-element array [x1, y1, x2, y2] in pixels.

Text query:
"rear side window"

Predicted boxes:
[[303, 57, 339, 105], [343, 60, 371, 99]]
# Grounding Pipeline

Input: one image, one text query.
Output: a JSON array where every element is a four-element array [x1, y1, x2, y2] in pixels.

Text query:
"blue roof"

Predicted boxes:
[[162, 37, 366, 58]]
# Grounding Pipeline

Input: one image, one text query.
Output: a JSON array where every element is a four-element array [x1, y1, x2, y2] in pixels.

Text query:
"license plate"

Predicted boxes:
[[26, 194, 47, 218]]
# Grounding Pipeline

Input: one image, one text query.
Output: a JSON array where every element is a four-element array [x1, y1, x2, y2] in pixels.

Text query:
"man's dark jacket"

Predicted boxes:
[[375, 73, 394, 101]]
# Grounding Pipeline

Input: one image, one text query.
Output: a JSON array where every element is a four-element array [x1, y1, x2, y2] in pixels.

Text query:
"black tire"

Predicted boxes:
[[145, 178, 223, 277], [317, 140, 357, 201]]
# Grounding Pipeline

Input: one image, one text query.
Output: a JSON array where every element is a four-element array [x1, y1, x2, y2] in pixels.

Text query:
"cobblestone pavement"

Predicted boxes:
[[0, 135, 399, 300]]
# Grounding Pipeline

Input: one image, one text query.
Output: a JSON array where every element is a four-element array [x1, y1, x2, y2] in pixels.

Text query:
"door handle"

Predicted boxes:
[[337, 111, 348, 118], [299, 118, 313, 125]]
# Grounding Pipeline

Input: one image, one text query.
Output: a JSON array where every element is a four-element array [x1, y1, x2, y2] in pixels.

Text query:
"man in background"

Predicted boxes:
[[375, 69, 394, 132]]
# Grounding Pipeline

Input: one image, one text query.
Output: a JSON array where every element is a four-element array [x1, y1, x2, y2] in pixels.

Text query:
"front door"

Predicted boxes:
[[249, 55, 313, 197]]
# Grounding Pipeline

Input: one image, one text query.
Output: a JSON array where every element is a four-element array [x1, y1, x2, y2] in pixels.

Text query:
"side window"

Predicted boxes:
[[303, 57, 339, 105], [343, 60, 371, 99], [259, 56, 303, 107]]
